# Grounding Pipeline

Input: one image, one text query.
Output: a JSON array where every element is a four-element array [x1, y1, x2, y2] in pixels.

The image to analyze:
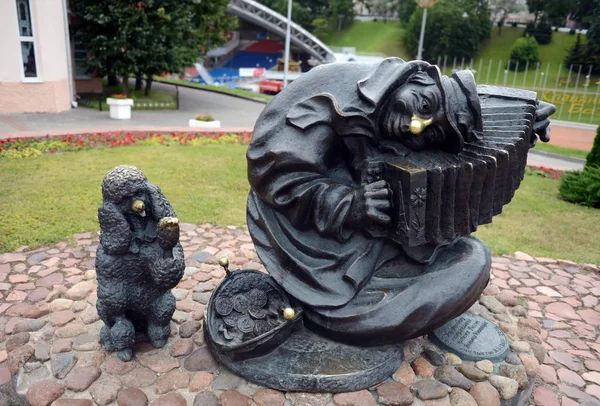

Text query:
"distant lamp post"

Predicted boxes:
[[416, 0, 440, 60], [283, 0, 292, 87]]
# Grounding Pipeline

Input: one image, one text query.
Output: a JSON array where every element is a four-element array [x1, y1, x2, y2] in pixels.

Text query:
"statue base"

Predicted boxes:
[[206, 324, 403, 393]]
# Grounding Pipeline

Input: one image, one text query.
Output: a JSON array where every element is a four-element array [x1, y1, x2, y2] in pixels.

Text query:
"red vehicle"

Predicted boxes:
[[258, 80, 284, 95]]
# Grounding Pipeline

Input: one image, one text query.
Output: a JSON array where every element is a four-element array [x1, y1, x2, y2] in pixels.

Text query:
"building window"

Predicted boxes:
[[74, 33, 90, 79], [16, 0, 38, 79]]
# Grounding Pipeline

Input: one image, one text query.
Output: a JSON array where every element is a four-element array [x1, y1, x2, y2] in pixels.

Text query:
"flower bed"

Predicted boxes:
[[525, 165, 565, 180], [0, 131, 252, 159]]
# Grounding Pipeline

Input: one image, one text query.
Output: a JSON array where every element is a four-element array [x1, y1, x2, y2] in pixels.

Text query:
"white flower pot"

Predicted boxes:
[[107, 98, 134, 120], [188, 119, 221, 128]]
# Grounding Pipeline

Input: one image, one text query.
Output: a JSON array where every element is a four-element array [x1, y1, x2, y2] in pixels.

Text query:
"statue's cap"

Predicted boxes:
[[101, 165, 147, 203], [433, 67, 482, 153]]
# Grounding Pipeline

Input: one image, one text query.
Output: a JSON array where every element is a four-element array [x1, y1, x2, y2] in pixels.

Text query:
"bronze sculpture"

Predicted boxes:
[[205, 58, 555, 391], [96, 165, 185, 361]]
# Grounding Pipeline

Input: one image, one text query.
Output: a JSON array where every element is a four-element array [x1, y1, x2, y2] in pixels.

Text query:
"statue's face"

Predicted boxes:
[[119, 192, 150, 219], [380, 81, 447, 151]]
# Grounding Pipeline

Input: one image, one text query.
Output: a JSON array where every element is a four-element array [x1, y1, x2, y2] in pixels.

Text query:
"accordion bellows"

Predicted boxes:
[[370, 85, 537, 247]]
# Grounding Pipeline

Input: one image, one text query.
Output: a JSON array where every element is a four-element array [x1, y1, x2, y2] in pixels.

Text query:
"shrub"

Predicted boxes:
[[535, 19, 553, 44], [509, 35, 540, 71], [559, 166, 600, 208], [524, 22, 535, 35], [524, 18, 553, 45], [194, 115, 215, 122], [586, 126, 600, 169], [512, 22, 519, 28], [558, 127, 600, 208], [569, 28, 576, 35]]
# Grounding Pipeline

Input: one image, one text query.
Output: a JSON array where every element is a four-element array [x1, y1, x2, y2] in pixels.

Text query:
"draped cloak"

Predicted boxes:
[[246, 58, 464, 310]]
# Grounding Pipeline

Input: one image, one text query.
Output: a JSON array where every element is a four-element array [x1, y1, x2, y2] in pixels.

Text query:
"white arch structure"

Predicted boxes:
[[228, 0, 336, 63]]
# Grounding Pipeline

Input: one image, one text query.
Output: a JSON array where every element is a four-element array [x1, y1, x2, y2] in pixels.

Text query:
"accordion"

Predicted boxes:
[[367, 85, 538, 247]]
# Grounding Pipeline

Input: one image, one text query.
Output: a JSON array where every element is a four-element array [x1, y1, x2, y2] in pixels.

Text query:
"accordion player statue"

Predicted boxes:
[[205, 58, 556, 392]]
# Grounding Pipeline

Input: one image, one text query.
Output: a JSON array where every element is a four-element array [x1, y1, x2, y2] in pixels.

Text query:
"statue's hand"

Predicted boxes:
[[157, 217, 180, 251], [532, 100, 556, 144], [348, 180, 391, 228]]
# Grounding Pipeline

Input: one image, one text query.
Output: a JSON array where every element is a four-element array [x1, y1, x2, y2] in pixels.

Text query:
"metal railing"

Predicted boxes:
[[431, 57, 600, 125]]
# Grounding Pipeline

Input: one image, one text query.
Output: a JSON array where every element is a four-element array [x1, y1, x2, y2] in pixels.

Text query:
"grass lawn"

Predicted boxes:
[[0, 145, 249, 253], [475, 26, 581, 68], [2, 145, 600, 264], [320, 21, 409, 59], [474, 174, 600, 264], [533, 143, 590, 160], [154, 77, 273, 103]]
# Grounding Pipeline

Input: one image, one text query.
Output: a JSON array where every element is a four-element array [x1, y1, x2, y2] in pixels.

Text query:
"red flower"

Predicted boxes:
[[49, 149, 55, 154]]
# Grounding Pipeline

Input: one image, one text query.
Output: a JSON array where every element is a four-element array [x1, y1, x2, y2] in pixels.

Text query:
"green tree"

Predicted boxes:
[[564, 33, 586, 68], [258, 0, 353, 32], [398, 0, 417, 22], [403, 0, 491, 61], [298, 0, 330, 21], [558, 0, 600, 72], [546, 0, 576, 27], [71, 0, 236, 96], [137, 0, 236, 95], [311, 17, 331, 38], [528, 0, 576, 25], [527, 0, 545, 22], [489, 0, 521, 35], [70, 1, 142, 95], [330, 0, 355, 30], [572, 0, 598, 28], [259, 0, 314, 29], [582, 0, 600, 72]]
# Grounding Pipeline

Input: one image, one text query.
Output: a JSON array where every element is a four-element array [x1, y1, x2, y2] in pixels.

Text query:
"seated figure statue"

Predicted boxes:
[[246, 58, 554, 343]]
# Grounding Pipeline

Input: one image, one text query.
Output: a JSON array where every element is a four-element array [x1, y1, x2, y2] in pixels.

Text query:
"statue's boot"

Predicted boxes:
[[305, 236, 491, 344]]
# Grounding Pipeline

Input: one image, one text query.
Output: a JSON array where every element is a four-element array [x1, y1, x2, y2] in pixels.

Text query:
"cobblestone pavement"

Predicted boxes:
[[0, 224, 599, 406]]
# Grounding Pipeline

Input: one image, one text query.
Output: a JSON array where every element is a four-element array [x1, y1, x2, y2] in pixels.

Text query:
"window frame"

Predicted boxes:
[[73, 32, 91, 80], [16, 0, 42, 83]]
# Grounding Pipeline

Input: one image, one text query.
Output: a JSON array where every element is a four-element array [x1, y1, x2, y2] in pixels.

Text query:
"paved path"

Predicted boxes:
[[0, 84, 264, 139], [0, 86, 594, 171], [527, 151, 585, 171], [549, 126, 597, 151], [0, 226, 599, 405], [550, 121, 598, 151]]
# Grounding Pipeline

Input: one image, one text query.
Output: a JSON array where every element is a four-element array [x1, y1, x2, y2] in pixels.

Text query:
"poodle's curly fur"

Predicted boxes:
[[96, 165, 185, 361]]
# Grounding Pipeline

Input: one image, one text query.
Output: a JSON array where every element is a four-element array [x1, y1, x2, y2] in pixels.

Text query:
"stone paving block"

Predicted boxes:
[[1, 227, 599, 406]]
